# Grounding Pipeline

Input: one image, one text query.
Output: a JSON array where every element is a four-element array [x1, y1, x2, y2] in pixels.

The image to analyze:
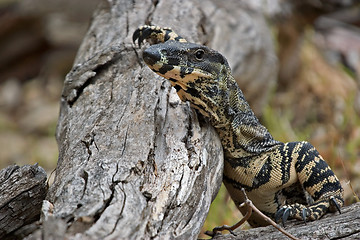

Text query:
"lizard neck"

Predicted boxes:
[[188, 74, 280, 158]]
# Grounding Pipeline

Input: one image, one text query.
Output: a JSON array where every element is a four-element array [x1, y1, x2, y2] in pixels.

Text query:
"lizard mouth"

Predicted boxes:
[[142, 47, 176, 75]]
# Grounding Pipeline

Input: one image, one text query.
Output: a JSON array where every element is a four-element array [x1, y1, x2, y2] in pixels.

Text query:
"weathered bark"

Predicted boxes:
[[207, 202, 360, 240], [0, 164, 47, 239], [12, 1, 276, 239]]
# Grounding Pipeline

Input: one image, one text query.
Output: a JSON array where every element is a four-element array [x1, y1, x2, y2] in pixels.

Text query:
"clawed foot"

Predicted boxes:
[[132, 25, 167, 47], [275, 196, 342, 227], [275, 205, 307, 227], [132, 25, 186, 47]]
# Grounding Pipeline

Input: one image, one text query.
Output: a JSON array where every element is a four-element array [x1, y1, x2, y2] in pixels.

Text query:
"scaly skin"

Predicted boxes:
[[132, 25, 344, 227]]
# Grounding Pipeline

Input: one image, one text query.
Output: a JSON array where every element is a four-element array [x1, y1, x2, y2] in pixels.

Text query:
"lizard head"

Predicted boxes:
[[142, 40, 232, 116], [142, 40, 230, 85]]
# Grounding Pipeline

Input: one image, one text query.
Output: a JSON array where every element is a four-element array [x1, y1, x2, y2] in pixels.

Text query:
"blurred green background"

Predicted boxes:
[[0, 0, 359, 238]]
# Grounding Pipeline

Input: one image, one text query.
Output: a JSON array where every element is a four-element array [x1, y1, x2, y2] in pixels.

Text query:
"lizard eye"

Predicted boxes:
[[195, 49, 205, 60]]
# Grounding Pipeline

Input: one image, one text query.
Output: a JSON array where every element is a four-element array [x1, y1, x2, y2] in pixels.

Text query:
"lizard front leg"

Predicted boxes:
[[133, 25, 187, 47]]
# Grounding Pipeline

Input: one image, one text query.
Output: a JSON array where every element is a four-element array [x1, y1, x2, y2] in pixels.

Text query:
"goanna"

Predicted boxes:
[[132, 25, 344, 227]]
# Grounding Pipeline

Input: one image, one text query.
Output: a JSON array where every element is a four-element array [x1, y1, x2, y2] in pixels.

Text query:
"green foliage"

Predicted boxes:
[[200, 184, 247, 238]]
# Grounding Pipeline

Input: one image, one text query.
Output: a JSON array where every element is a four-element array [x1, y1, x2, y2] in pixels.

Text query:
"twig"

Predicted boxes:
[[240, 189, 299, 240], [204, 201, 252, 237], [205, 188, 300, 240]]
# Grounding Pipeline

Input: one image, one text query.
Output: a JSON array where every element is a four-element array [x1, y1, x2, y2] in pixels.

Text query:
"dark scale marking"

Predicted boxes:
[[167, 57, 181, 66], [295, 142, 317, 172], [174, 85, 182, 92], [223, 174, 253, 192], [180, 66, 187, 78], [226, 156, 252, 169], [158, 65, 174, 74], [310, 180, 342, 201], [205, 85, 219, 96], [279, 143, 294, 185], [164, 29, 172, 41], [312, 203, 328, 214], [191, 102, 208, 114], [175, 36, 184, 41], [143, 28, 154, 39], [169, 77, 178, 83], [187, 67, 194, 75], [132, 25, 344, 227], [252, 156, 272, 189], [185, 87, 201, 99], [302, 165, 333, 189]]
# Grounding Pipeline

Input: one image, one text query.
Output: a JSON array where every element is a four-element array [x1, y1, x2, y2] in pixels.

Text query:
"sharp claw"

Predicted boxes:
[[132, 29, 140, 44], [132, 27, 150, 48], [275, 208, 285, 223], [330, 196, 342, 214], [139, 28, 153, 47], [282, 207, 291, 227], [301, 208, 308, 224], [142, 27, 152, 37], [138, 37, 143, 48]]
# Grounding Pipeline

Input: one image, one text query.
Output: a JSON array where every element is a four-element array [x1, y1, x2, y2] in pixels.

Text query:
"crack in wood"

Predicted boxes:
[[109, 183, 126, 236], [79, 170, 89, 201], [62, 47, 128, 106]]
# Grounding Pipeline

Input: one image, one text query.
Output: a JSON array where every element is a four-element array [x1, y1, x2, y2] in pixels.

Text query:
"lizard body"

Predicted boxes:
[[132, 25, 344, 227]]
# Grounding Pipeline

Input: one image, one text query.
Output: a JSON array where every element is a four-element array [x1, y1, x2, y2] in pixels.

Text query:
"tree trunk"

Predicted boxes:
[[45, 3, 224, 240]]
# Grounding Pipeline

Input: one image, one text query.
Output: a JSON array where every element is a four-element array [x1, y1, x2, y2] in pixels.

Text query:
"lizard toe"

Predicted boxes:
[[275, 207, 285, 223], [301, 208, 309, 224], [282, 206, 293, 227], [132, 28, 140, 43], [329, 196, 342, 214], [132, 25, 154, 47], [275, 206, 294, 227]]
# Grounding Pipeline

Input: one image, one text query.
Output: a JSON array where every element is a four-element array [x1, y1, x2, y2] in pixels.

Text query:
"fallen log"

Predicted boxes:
[[207, 202, 360, 240], [0, 164, 47, 239]]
